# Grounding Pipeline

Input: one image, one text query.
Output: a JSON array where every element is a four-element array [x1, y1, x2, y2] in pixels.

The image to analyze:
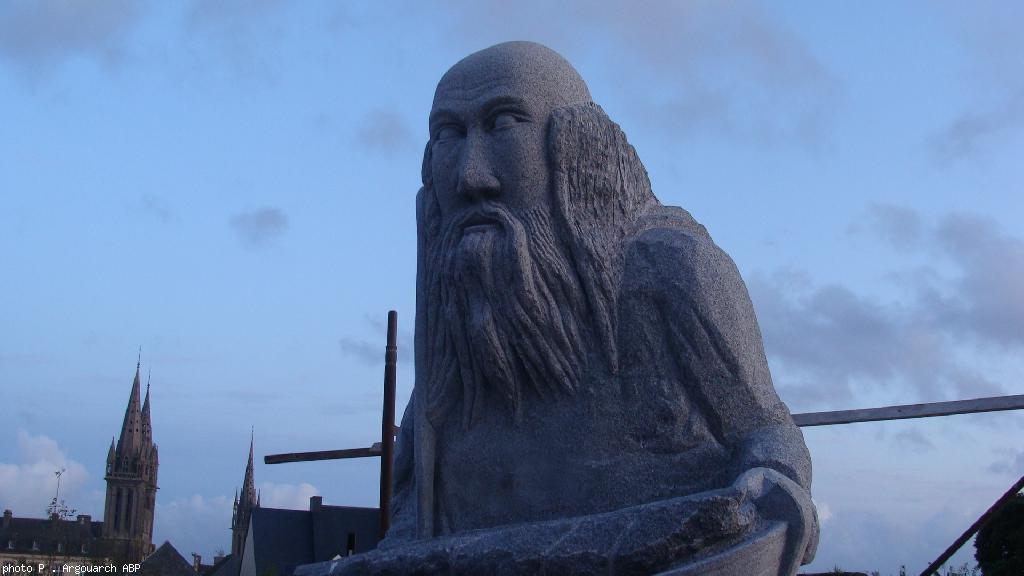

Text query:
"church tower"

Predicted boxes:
[[102, 360, 158, 561], [231, 434, 259, 557]]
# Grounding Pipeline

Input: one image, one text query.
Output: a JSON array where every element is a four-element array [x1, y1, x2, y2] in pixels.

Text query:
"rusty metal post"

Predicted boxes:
[[379, 311, 398, 539]]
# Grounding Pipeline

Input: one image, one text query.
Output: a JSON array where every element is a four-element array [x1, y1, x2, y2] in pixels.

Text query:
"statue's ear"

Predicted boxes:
[[421, 139, 433, 188]]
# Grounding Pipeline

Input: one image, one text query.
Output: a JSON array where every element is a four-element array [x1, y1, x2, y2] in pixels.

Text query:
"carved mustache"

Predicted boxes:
[[447, 204, 515, 234]]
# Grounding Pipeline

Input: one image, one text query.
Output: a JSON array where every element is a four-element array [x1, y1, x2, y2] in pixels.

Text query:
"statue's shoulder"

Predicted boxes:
[[625, 205, 734, 279], [631, 204, 708, 240]]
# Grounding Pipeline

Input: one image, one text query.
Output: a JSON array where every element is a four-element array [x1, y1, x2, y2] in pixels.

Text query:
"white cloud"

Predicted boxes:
[[152, 481, 319, 559], [0, 429, 90, 517], [813, 499, 833, 525], [155, 494, 234, 559], [257, 481, 319, 510]]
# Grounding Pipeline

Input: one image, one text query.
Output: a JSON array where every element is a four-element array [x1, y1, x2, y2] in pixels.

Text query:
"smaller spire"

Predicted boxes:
[[142, 370, 152, 425], [256, 489, 261, 508]]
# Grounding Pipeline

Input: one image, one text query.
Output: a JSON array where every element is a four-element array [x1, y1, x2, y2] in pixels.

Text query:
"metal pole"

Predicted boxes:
[[379, 311, 398, 539], [793, 394, 1024, 427], [919, 473, 1024, 576]]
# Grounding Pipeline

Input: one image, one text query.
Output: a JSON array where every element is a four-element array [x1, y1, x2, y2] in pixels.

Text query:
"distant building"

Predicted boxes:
[[0, 510, 104, 571], [139, 542, 196, 576], [0, 361, 158, 571], [239, 497, 379, 576]]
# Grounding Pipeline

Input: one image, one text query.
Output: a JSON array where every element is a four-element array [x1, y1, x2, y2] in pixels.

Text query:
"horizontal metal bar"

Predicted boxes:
[[265, 442, 382, 464], [793, 394, 1024, 427], [265, 397, 1023, 464]]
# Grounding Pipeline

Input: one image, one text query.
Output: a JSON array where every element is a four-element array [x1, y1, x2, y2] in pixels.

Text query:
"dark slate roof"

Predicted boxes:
[[140, 541, 197, 576], [0, 515, 104, 556], [249, 509, 311, 576], [246, 505, 379, 576], [206, 554, 240, 576]]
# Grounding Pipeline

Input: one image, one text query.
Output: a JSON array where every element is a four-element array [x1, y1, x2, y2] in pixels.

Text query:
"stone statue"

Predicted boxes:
[[300, 41, 818, 576]]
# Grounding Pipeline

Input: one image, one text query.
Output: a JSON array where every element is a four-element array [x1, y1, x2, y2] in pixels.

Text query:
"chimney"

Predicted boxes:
[[77, 515, 91, 527], [213, 555, 225, 565], [192, 554, 202, 572], [2, 510, 11, 528], [309, 496, 322, 513]]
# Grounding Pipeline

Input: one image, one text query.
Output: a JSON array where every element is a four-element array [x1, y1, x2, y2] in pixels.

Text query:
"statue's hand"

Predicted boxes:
[[731, 467, 818, 570]]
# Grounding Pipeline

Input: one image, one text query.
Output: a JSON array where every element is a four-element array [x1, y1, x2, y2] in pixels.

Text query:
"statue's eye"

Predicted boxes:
[[490, 112, 520, 130], [434, 125, 463, 142]]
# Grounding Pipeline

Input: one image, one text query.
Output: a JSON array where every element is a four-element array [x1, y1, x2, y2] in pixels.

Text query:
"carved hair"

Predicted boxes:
[[547, 102, 657, 373]]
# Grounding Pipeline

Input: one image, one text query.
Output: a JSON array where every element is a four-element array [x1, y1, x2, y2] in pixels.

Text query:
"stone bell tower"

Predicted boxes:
[[102, 359, 159, 561]]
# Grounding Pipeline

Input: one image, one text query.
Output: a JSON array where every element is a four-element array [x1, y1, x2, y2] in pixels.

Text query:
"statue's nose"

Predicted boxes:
[[456, 137, 500, 201]]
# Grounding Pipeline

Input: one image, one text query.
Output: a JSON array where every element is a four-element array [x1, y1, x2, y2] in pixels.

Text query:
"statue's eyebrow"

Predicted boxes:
[[482, 95, 529, 117], [429, 109, 461, 133]]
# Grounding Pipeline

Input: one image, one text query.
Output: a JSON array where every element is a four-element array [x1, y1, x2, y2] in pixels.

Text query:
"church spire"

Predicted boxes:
[[242, 431, 256, 506], [117, 357, 144, 458], [102, 353, 159, 559], [231, 432, 258, 556], [141, 370, 152, 444], [106, 436, 116, 472]]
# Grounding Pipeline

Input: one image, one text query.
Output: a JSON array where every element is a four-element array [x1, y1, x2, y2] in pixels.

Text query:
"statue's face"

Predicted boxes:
[[428, 67, 554, 225]]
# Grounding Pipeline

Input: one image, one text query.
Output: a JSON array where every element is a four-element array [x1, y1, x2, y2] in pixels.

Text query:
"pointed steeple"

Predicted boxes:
[[141, 370, 152, 444], [241, 432, 257, 509], [102, 352, 159, 557], [107, 437, 116, 472], [231, 432, 258, 557], [117, 358, 144, 459]]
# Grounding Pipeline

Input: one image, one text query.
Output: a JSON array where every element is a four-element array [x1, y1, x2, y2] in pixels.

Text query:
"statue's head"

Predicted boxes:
[[425, 41, 591, 218], [418, 42, 657, 428]]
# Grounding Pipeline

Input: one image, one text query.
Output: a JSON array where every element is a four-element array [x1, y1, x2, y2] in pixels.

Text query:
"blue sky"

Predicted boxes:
[[1, 1, 1022, 573]]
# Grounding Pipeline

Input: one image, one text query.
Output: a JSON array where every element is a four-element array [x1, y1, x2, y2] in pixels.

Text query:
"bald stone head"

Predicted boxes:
[[433, 41, 591, 113], [427, 42, 592, 222]]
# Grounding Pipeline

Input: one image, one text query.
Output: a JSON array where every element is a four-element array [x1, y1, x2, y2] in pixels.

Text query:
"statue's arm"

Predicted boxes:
[[629, 222, 810, 487], [626, 219, 817, 566]]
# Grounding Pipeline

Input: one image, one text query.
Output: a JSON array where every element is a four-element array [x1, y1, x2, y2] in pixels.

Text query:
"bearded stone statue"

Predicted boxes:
[[300, 41, 818, 576]]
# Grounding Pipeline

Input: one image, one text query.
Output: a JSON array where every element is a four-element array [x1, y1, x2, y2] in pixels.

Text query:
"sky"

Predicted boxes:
[[0, 1, 1022, 573]]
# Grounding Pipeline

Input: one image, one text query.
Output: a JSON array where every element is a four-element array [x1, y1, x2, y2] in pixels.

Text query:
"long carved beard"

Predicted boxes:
[[423, 203, 590, 428]]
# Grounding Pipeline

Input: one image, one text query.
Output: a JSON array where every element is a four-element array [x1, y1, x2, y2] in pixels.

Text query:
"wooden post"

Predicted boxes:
[[379, 311, 398, 539]]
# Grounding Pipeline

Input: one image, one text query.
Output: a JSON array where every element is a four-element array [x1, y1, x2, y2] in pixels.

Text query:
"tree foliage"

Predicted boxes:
[[975, 493, 1024, 576]]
